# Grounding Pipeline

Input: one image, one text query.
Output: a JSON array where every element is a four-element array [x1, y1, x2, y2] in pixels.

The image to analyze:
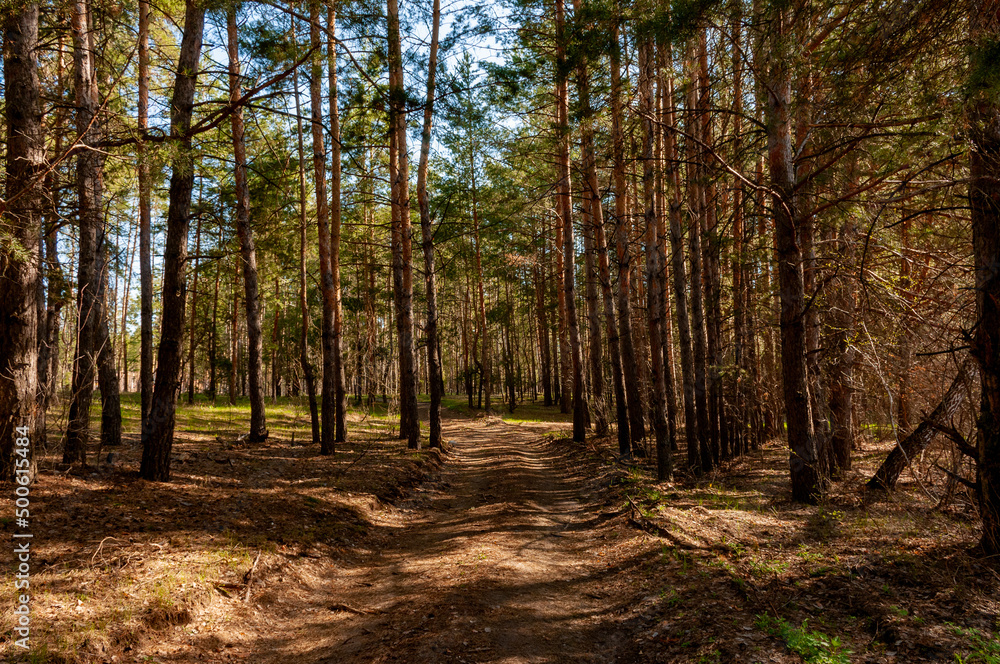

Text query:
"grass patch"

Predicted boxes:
[[756, 615, 851, 664]]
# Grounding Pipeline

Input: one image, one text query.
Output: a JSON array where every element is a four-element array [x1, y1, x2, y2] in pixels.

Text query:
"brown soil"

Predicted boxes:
[[234, 416, 630, 664], [4, 408, 1000, 663]]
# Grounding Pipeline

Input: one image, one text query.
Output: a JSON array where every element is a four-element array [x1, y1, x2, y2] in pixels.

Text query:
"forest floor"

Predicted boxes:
[[2, 397, 1000, 663]]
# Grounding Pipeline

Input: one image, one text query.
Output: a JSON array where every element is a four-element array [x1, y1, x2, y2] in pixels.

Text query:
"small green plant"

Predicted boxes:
[[756, 615, 851, 664], [889, 605, 909, 618], [695, 649, 721, 663], [797, 544, 823, 563], [951, 624, 1000, 663], [747, 556, 789, 578]]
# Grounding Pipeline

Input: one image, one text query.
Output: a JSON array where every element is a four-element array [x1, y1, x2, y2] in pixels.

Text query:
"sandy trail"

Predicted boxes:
[[258, 417, 626, 663]]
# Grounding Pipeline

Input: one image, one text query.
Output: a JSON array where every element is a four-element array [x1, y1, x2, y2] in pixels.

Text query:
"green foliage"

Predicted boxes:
[[756, 615, 851, 664], [968, 37, 1000, 99], [951, 625, 1000, 664]]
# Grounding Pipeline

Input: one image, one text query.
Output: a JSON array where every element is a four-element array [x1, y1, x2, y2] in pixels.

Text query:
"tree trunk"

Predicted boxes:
[[291, 10, 320, 444], [229, 6, 268, 443], [611, 21, 642, 451], [868, 360, 974, 491], [473, 163, 490, 415], [535, 263, 553, 407], [139, 0, 153, 428], [0, 1, 44, 481], [664, 46, 699, 470], [230, 263, 239, 406], [140, 0, 205, 481], [969, 0, 1000, 555], [327, 2, 348, 443], [387, 0, 419, 448], [765, 8, 820, 502], [698, 30, 724, 465], [572, 0, 606, 437], [417, 0, 442, 448], [655, 37, 679, 456], [96, 254, 122, 449], [555, 0, 586, 442], [554, 196, 570, 416], [209, 257, 220, 402], [66, 0, 107, 464], [272, 276, 281, 401], [37, 43, 67, 449], [685, 44, 711, 473], [309, 0, 337, 454], [187, 214, 202, 404], [828, 221, 858, 473], [638, 38, 672, 480]]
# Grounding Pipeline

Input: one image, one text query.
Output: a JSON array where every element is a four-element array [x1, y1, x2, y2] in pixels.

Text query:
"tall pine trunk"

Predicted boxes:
[[327, 2, 348, 443], [138, 0, 153, 428], [555, 0, 587, 442], [611, 20, 642, 451], [969, 0, 1000, 555], [765, 7, 820, 502], [639, 37, 672, 480], [573, 0, 607, 437], [685, 44, 711, 473], [663, 44, 699, 470], [291, 11, 320, 445], [310, 0, 337, 454], [387, 0, 419, 447], [187, 215, 202, 404], [0, 1, 44, 481], [67, 0, 120, 462], [140, 0, 205, 481], [417, 0, 442, 448], [228, 6, 268, 442]]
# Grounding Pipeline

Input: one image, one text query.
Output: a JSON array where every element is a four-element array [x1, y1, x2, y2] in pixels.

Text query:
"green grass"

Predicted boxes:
[[756, 615, 851, 664], [88, 392, 398, 442], [951, 625, 1000, 663], [438, 394, 572, 423]]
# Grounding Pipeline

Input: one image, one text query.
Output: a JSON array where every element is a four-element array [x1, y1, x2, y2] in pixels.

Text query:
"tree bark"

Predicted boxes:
[[611, 21, 642, 451], [387, 0, 419, 447], [228, 6, 268, 443], [309, 0, 337, 454], [327, 2, 348, 443], [655, 37, 678, 456], [96, 252, 122, 449], [187, 214, 202, 404], [417, 0, 442, 448], [473, 159, 490, 414], [0, 1, 44, 481], [139, 0, 153, 428], [828, 221, 858, 473], [868, 360, 974, 491], [291, 10, 320, 444], [765, 7, 820, 502], [535, 262, 553, 407], [969, 0, 1000, 555], [37, 41, 67, 448], [639, 38, 672, 479], [209, 257, 220, 402], [555, 0, 587, 442], [664, 45, 699, 471], [140, 0, 205, 481], [573, 0, 607, 437], [685, 44, 711, 473], [698, 30, 724, 465], [67, 0, 116, 463]]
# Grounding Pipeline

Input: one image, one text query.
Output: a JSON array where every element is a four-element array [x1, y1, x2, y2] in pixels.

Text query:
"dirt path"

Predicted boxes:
[[258, 417, 627, 664]]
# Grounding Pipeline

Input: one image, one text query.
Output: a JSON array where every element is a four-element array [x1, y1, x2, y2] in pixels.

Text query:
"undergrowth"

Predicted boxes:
[[755, 614, 851, 664]]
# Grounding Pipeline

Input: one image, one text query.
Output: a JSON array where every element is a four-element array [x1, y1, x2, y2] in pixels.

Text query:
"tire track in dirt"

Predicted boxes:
[[263, 417, 626, 663]]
